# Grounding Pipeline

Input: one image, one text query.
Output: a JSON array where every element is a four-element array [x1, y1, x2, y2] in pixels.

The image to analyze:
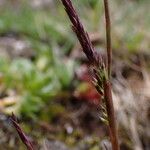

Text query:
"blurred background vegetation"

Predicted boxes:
[[0, 0, 149, 149]]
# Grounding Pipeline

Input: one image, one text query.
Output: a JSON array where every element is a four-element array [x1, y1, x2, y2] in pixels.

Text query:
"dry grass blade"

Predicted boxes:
[[10, 113, 34, 150]]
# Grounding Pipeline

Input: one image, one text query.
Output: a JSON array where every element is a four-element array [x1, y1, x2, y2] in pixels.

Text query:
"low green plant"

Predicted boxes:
[[0, 47, 75, 118]]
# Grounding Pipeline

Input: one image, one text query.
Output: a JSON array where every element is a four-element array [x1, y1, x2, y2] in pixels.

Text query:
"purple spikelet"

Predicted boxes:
[[10, 113, 34, 150]]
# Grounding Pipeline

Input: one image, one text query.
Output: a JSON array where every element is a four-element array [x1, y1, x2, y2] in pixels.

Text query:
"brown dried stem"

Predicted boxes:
[[10, 113, 34, 150]]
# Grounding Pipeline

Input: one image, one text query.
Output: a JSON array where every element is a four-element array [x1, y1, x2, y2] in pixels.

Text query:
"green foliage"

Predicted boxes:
[[0, 1, 77, 118], [0, 46, 75, 118]]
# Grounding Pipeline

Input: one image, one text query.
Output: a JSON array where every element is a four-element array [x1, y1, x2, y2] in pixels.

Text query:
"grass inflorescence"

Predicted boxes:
[[60, 0, 119, 149]]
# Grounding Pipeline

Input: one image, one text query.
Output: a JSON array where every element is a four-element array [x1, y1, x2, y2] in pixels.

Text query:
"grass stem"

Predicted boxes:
[[103, 0, 112, 78]]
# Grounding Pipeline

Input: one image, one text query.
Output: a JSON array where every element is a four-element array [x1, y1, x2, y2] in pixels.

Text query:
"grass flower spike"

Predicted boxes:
[[60, 0, 120, 149]]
